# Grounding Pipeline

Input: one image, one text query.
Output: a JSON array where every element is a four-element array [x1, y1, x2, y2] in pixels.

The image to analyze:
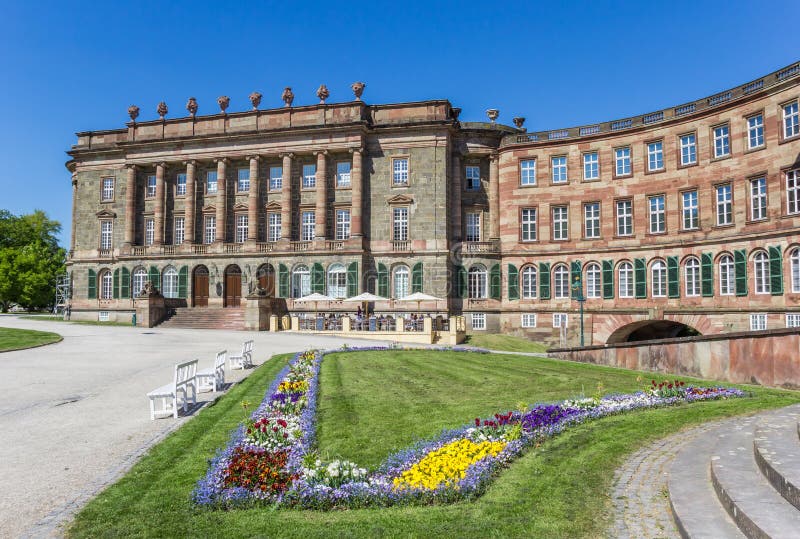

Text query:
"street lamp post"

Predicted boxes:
[[571, 275, 586, 347]]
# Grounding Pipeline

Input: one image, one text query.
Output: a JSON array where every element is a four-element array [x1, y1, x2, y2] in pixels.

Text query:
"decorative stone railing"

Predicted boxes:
[[391, 240, 410, 251], [463, 241, 499, 254]]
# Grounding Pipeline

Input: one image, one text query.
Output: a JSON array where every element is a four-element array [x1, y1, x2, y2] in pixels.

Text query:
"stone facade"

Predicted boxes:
[[66, 63, 800, 345]]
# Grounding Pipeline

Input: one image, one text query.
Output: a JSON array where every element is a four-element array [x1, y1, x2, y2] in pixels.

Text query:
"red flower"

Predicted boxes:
[[475, 418, 480, 427]]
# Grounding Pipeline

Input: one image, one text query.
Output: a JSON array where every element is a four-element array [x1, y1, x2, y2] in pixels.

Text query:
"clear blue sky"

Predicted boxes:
[[1, 0, 797, 247]]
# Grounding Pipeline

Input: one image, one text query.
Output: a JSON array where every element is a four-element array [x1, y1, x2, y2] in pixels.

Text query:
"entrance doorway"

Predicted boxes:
[[192, 266, 209, 307], [224, 265, 242, 307]]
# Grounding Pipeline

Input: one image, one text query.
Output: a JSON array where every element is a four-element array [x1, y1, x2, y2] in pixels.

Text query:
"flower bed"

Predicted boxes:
[[193, 347, 746, 509]]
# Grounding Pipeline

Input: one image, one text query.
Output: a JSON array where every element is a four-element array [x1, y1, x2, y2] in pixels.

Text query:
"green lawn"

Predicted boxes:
[[68, 350, 800, 538], [0, 326, 61, 352], [463, 333, 549, 353], [19, 315, 134, 327]]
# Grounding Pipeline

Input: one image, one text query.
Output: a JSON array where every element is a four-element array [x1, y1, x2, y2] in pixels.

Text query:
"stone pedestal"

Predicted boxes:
[[449, 315, 466, 345], [135, 287, 167, 328], [244, 294, 287, 331]]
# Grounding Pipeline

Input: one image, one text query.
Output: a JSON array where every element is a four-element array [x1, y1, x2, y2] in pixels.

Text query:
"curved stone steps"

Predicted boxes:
[[752, 406, 800, 511]]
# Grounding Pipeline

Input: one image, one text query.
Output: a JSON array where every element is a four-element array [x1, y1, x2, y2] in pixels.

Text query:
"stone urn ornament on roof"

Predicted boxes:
[[316, 84, 330, 104], [451, 107, 462, 121], [486, 109, 499, 124], [281, 87, 294, 107], [217, 95, 230, 115], [186, 97, 198, 117], [157, 101, 168, 120], [513, 117, 526, 130], [128, 105, 140, 123], [351, 81, 365, 101], [249, 91, 262, 110]]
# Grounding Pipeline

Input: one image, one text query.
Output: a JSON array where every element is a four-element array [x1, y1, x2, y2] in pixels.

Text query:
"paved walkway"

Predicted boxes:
[[0, 315, 390, 539]]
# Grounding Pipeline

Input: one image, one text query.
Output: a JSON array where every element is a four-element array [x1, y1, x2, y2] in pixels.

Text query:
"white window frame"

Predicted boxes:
[[719, 254, 735, 296], [268, 213, 281, 242], [393, 207, 409, 241], [553, 264, 569, 299], [100, 271, 113, 299], [754, 251, 770, 294], [301, 211, 315, 241], [471, 313, 486, 331], [521, 208, 537, 242], [132, 268, 148, 297], [552, 206, 568, 240], [100, 220, 113, 250], [327, 264, 347, 299], [465, 212, 481, 242], [302, 164, 316, 189], [792, 248, 800, 293], [392, 158, 409, 186], [680, 133, 697, 166], [682, 190, 699, 230], [292, 265, 311, 298], [713, 124, 730, 158], [584, 202, 600, 239], [651, 260, 667, 298], [619, 262, 634, 298], [269, 166, 282, 191], [787, 169, 800, 215], [521, 265, 537, 299], [176, 173, 186, 196], [162, 267, 179, 299], [750, 177, 767, 221], [784, 101, 799, 139], [750, 313, 767, 331], [716, 184, 733, 226], [146, 174, 157, 198], [585, 263, 601, 299], [615, 147, 631, 176], [521, 313, 537, 328], [336, 209, 351, 240], [206, 171, 217, 194], [553, 313, 568, 328], [685, 257, 700, 297], [551, 156, 568, 183], [616, 200, 633, 236], [101, 177, 114, 201], [237, 168, 250, 192], [98, 311, 110, 321], [520, 159, 536, 186], [647, 141, 664, 171], [235, 214, 248, 243], [393, 265, 410, 299], [786, 313, 800, 328], [468, 265, 488, 299], [203, 215, 216, 244], [465, 165, 481, 190], [174, 216, 185, 245], [145, 218, 155, 246], [747, 114, 764, 149], [583, 152, 599, 180], [649, 195, 666, 234], [336, 162, 351, 188]]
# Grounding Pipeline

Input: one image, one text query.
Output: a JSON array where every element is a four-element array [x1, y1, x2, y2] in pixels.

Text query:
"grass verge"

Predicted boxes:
[[68, 350, 800, 538], [0, 326, 61, 352], [463, 333, 549, 353]]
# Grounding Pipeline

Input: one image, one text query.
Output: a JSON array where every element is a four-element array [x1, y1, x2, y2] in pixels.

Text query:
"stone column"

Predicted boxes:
[[280, 153, 293, 241], [123, 165, 136, 247], [154, 162, 166, 245], [70, 172, 78, 253], [184, 160, 196, 244], [489, 153, 500, 240], [350, 148, 363, 237], [215, 158, 227, 242], [451, 152, 462, 242], [315, 150, 327, 240], [248, 156, 260, 242]]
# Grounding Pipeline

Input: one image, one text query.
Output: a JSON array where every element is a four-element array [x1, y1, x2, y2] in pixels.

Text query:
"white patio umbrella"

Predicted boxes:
[[342, 292, 387, 318], [294, 292, 335, 321], [397, 291, 442, 316]]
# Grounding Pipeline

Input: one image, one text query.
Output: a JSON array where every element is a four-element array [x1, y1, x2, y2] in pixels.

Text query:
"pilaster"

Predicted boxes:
[[315, 150, 328, 240], [215, 158, 227, 242], [280, 153, 293, 241]]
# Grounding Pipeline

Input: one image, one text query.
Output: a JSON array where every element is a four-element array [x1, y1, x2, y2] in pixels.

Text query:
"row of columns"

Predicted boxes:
[[122, 149, 364, 247]]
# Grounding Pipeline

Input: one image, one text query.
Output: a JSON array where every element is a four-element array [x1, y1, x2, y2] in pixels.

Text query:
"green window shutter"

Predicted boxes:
[[701, 253, 713, 297], [411, 262, 423, 293], [570, 260, 582, 299], [278, 263, 289, 298], [456, 265, 467, 298], [121, 267, 130, 299], [490, 264, 501, 300], [148, 266, 160, 290], [377, 263, 389, 297], [178, 266, 188, 299], [769, 245, 783, 295], [113, 268, 120, 299], [87, 269, 97, 299], [539, 262, 551, 300], [734, 249, 748, 296], [634, 258, 647, 299], [347, 262, 358, 297], [507, 264, 519, 300], [667, 256, 679, 298], [312, 263, 325, 294], [602, 260, 614, 299]]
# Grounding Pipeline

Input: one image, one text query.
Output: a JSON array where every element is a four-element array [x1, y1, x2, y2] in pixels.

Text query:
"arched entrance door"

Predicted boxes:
[[192, 265, 209, 307], [224, 265, 242, 307], [256, 264, 275, 296]]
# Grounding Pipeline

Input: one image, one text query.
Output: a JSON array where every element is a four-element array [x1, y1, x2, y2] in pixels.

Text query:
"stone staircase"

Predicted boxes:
[[157, 307, 246, 330], [668, 404, 800, 538]]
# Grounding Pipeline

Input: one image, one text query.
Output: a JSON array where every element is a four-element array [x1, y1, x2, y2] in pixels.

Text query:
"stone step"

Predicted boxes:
[[668, 423, 745, 539], [710, 412, 800, 539], [159, 308, 246, 330], [752, 405, 800, 511]]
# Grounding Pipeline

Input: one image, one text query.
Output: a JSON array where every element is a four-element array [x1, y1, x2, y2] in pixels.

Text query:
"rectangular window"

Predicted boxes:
[[682, 190, 699, 230], [551, 156, 568, 183], [465, 165, 481, 190], [100, 221, 113, 249], [787, 169, 800, 215], [471, 313, 486, 331], [747, 114, 764, 149], [584, 202, 600, 238], [336, 209, 351, 240], [269, 166, 282, 191], [206, 171, 218, 194], [784, 101, 799, 139], [336, 162, 351, 188], [520, 159, 536, 185], [750, 313, 767, 331], [713, 124, 730, 158], [616, 200, 633, 236], [173, 217, 185, 245], [615, 147, 631, 176], [176, 173, 186, 196], [98, 311, 109, 322], [301, 211, 315, 241], [786, 313, 800, 328], [521, 208, 537, 241], [553, 313, 568, 328], [101, 177, 114, 201], [393, 158, 409, 186], [649, 195, 666, 233], [204, 216, 216, 244], [619, 264, 634, 298], [235, 214, 248, 243], [720, 256, 735, 296], [552, 206, 568, 240], [302, 164, 316, 189], [715, 184, 733, 225], [465, 212, 481, 242], [647, 141, 664, 171], [750, 177, 767, 220], [146, 174, 157, 197], [583, 152, 599, 180], [680, 133, 697, 166], [237, 168, 250, 192], [268, 213, 281, 242], [145, 218, 155, 246], [393, 207, 409, 241], [521, 313, 537, 328]]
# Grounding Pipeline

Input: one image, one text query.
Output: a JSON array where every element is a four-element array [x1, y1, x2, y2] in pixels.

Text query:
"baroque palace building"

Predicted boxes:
[[66, 62, 800, 345]]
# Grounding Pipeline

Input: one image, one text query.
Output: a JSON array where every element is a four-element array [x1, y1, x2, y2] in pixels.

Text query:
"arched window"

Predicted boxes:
[[684, 257, 700, 297], [521, 265, 537, 299], [791, 248, 800, 293], [132, 267, 148, 297], [553, 264, 569, 299], [292, 265, 310, 298], [754, 251, 770, 294], [585, 263, 601, 299], [393, 265, 410, 299], [327, 264, 347, 299], [100, 270, 113, 299], [719, 254, 735, 295], [651, 260, 667, 297], [162, 267, 179, 298], [468, 265, 487, 299], [618, 261, 634, 298]]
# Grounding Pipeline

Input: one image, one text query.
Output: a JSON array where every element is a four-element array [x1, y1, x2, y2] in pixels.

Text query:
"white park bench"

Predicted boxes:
[[147, 359, 198, 420], [197, 350, 226, 393], [229, 340, 254, 370]]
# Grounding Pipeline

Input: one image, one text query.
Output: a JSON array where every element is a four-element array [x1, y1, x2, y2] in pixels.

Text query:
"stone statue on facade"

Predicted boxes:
[[451, 107, 461, 121], [249, 92, 262, 110], [316, 84, 330, 104], [513, 117, 526, 129], [138, 281, 161, 297], [157, 101, 168, 119], [128, 105, 140, 123], [217, 95, 230, 114], [186, 97, 198, 117], [351, 81, 365, 101], [486, 109, 499, 123], [282, 87, 294, 107]]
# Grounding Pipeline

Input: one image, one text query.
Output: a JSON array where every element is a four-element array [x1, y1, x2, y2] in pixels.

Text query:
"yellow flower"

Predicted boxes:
[[393, 439, 506, 491]]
